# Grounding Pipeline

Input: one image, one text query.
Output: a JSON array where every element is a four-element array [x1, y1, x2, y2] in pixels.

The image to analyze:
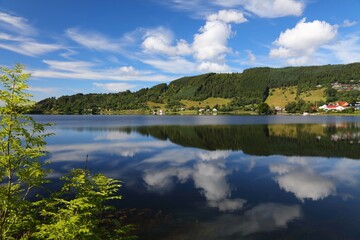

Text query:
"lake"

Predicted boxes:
[[33, 115, 360, 240]]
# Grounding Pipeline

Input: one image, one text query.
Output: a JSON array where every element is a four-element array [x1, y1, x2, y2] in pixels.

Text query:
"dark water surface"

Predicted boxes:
[[33, 115, 360, 240]]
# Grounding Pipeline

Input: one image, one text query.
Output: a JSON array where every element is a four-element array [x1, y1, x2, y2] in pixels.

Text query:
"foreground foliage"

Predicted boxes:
[[0, 64, 133, 239]]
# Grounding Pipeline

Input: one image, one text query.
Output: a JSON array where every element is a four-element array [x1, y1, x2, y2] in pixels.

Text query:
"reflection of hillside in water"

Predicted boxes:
[[132, 123, 360, 159]]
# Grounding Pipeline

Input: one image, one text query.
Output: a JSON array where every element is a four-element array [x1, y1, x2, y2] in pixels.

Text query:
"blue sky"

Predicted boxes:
[[0, 0, 359, 101]]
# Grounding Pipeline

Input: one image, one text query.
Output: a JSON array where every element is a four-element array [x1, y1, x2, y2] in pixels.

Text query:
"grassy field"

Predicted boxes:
[[146, 101, 166, 109], [265, 87, 297, 107], [299, 88, 326, 103], [180, 97, 232, 109], [266, 87, 325, 108]]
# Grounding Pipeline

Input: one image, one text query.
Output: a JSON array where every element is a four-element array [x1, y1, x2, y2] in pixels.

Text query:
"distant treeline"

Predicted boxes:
[[33, 62, 360, 114]]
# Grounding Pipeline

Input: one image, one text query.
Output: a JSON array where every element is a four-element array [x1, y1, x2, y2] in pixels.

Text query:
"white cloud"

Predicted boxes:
[[142, 27, 192, 56], [197, 61, 230, 72], [0, 11, 35, 35], [246, 50, 257, 63], [193, 20, 232, 62], [192, 10, 247, 71], [207, 9, 247, 23], [28, 86, 57, 94], [0, 32, 62, 57], [0, 41, 61, 57], [93, 82, 137, 92], [66, 28, 122, 52], [0, 12, 62, 57], [140, 9, 246, 73], [270, 18, 338, 65]]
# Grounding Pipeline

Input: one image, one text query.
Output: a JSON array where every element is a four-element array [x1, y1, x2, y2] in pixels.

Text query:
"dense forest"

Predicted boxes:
[[33, 62, 360, 114]]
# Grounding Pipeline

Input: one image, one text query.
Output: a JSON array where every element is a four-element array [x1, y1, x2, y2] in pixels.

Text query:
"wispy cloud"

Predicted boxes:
[[0, 12, 62, 56], [0, 40, 62, 57], [158, 0, 305, 18], [66, 28, 122, 52], [0, 11, 36, 35], [31, 60, 173, 82], [342, 19, 357, 27], [141, 57, 197, 74], [28, 86, 57, 94], [323, 35, 360, 63]]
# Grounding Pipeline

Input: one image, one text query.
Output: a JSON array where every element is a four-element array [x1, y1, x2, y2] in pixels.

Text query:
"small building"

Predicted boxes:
[[274, 106, 283, 112], [337, 101, 349, 107], [319, 105, 345, 111]]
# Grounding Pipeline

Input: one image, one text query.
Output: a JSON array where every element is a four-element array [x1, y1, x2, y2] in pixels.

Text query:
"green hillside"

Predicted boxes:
[[33, 63, 360, 114]]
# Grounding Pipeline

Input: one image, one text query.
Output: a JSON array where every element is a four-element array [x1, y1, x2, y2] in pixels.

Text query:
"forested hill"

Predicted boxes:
[[34, 62, 360, 114]]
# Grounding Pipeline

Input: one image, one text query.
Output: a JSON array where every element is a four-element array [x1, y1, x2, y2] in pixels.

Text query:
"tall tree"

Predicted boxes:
[[0, 64, 51, 239]]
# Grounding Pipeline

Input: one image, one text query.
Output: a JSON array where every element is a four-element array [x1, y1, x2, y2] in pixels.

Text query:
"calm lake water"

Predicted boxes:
[[33, 115, 360, 240]]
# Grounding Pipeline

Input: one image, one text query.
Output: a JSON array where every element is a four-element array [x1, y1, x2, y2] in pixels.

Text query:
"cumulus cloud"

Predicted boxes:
[[142, 27, 192, 56], [197, 61, 230, 72], [207, 9, 247, 23], [192, 10, 247, 71], [270, 18, 338, 65], [193, 20, 232, 62], [141, 9, 246, 73]]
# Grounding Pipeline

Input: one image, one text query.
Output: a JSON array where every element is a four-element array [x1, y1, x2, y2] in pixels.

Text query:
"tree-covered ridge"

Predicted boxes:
[[33, 62, 360, 114]]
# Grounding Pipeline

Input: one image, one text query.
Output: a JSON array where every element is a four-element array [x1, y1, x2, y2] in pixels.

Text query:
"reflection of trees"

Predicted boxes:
[[131, 124, 360, 159]]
